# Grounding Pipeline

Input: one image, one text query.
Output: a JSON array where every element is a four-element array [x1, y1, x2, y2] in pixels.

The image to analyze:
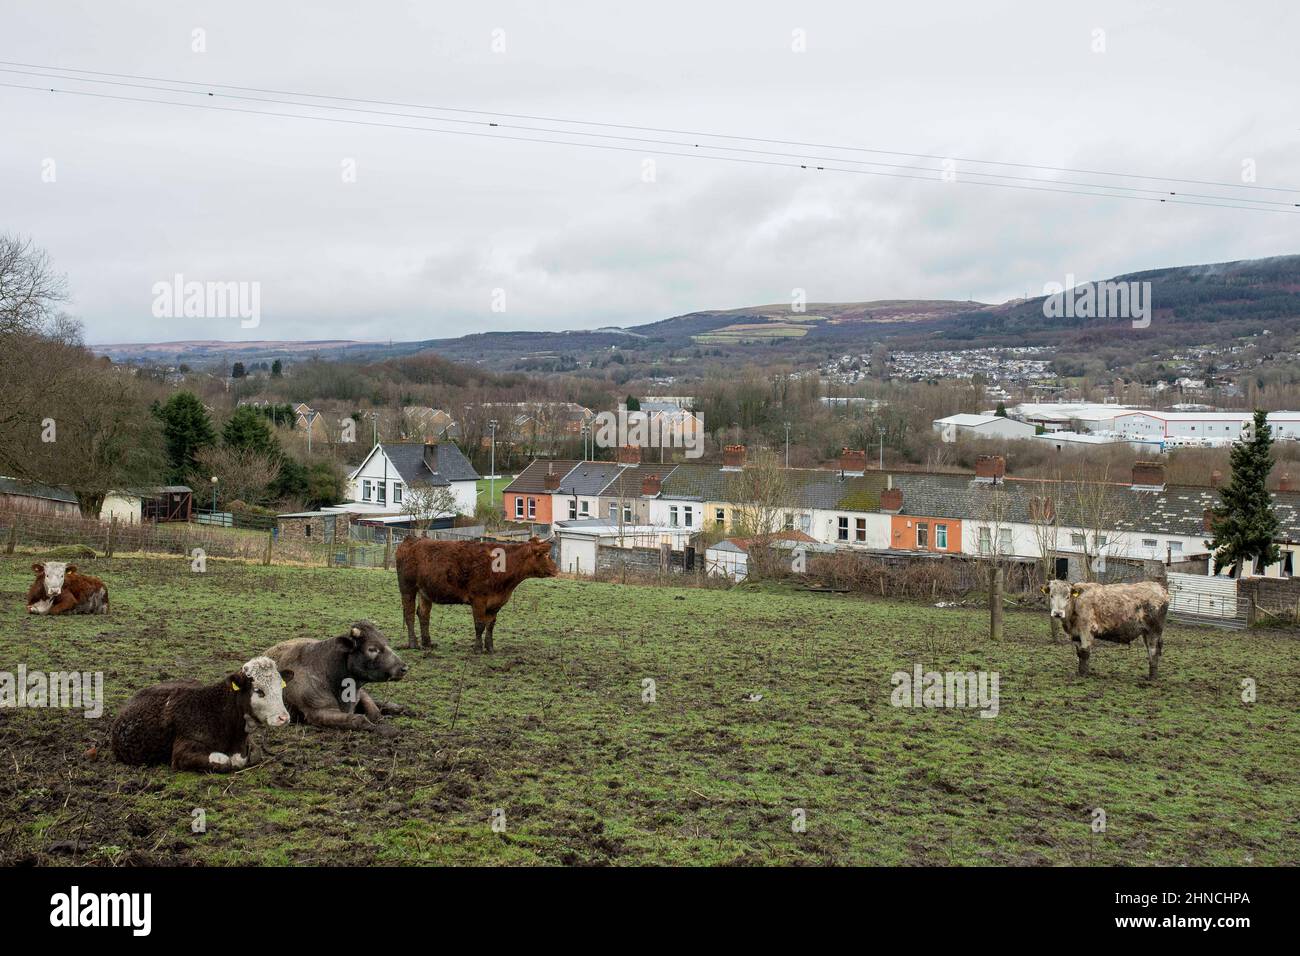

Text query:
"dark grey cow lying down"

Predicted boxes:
[[264, 621, 408, 736]]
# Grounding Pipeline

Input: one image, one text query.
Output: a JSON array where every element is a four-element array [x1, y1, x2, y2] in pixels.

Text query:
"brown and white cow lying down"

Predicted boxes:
[[110, 656, 294, 773], [264, 621, 409, 736], [1044, 580, 1170, 680], [395, 537, 558, 652], [26, 562, 109, 615]]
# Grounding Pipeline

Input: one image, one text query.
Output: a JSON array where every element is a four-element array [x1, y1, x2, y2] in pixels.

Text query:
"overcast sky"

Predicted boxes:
[[4, 0, 1298, 344]]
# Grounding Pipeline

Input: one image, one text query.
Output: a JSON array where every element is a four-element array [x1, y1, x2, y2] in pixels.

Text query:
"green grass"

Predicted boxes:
[[476, 476, 514, 513], [1, 553, 1296, 866]]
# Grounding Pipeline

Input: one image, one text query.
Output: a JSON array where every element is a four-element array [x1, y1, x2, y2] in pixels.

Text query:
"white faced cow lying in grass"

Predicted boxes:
[[26, 562, 109, 615], [264, 621, 409, 737], [1044, 580, 1170, 680], [110, 656, 294, 773]]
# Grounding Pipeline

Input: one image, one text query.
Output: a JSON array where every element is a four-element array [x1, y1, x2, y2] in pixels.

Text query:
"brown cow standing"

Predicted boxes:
[[1045, 579, 1169, 680], [395, 537, 557, 652], [26, 562, 109, 615]]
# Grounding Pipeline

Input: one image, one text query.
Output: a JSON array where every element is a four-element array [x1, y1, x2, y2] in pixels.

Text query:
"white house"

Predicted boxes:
[[345, 442, 480, 518], [1111, 410, 1300, 445], [552, 519, 695, 576], [934, 413, 1037, 442]]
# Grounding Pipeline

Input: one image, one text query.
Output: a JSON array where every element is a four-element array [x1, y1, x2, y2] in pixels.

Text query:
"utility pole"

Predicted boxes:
[[489, 419, 498, 507], [878, 426, 886, 470], [784, 422, 791, 468]]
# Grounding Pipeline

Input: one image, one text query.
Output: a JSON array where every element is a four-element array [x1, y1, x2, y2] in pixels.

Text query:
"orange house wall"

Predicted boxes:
[[889, 515, 962, 553], [504, 492, 554, 523]]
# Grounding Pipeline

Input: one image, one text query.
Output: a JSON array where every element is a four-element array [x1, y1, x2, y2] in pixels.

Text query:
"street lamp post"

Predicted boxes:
[[877, 427, 886, 470], [210, 475, 218, 516], [784, 422, 791, 468]]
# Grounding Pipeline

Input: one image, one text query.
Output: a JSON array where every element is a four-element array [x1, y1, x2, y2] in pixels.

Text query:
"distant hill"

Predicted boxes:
[[93, 254, 1300, 368]]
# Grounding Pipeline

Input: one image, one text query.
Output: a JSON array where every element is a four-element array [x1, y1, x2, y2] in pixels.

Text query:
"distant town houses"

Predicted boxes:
[[503, 449, 1300, 582]]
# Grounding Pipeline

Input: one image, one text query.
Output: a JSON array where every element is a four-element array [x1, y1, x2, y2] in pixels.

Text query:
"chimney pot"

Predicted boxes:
[[1132, 460, 1166, 489], [840, 448, 867, 475], [1280, 473, 1294, 493], [722, 444, 746, 470], [975, 455, 1006, 483], [543, 470, 561, 491]]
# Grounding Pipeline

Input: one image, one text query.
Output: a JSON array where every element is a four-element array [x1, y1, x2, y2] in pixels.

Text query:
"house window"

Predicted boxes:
[[623, 505, 633, 523], [784, 512, 795, 531], [515, 497, 524, 519], [935, 524, 948, 550], [376, 482, 386, 505], [715, 507, 726, 526], [362, 479, 372, 501], [609, 503, 618, 522], [393, 483, 402, 504], [1095, 534, 1108, 548], [568, 500, 578, 520], [1142, 538, 1158, 549], [305, 524, 312, 538], [917, 522, 929, 548], [980, 527, 992, 554], [683, 506, 693, 527], [837, 516, 849, 541], [999, 528, 1012, 554], [669, 506, 679, 527], [579, 499, 590, 517], [1168, 541, 1182, 553], [855, 518, 867, 543], [527, 497, 536, 519], [1071, 533, 1086, 548]]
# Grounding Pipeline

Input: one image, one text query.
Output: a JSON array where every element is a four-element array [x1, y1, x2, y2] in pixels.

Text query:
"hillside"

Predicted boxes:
[[93, 254, 1300, 369]]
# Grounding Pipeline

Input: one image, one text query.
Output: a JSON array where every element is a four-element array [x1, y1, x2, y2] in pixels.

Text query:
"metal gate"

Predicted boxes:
[[1166, 572, 1247, 629]]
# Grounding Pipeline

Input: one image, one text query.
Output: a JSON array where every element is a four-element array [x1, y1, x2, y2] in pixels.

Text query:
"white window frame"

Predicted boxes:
[[515, 497, 524, 519], [935, 523, 948, 550], [669, 506, 679, 527], [527, 497, 536, 519], [917, 522, 929, 549], [837, 516, 849, 542], [362, 479, 372, 501], [855, 517, 867, 543], [393, 483, 403, 504]]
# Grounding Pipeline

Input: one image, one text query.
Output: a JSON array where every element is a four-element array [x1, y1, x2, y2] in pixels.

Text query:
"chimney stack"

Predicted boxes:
[[975, 455, 1006, 484], [840, 448, 867, 476], [1131, 461, 1166, 490], [617, 445, 641, 465], [1203, 508, 1217, 533], [722, 444, 746, 470], [1210, 469, 1223, 488], [543, 468, 561, 492], [880, 486, 903, 513], [422, 442, 438, 472], [1029, 496, 1055, 522], [641, 473, 662, 497]]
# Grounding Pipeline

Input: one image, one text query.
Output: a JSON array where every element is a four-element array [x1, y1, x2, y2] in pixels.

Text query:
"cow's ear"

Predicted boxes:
[[1040, 585, 1049, 594], [278, 669, 294, 685], [32, 563, 44, 574], [1070, 588, 1082, 597], [336, 633, 359, 651], [65, 565, 78, 575], [229, 670, 250, 692]]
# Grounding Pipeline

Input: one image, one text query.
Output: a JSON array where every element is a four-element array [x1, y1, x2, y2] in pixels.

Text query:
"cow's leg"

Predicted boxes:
[[171, 739, 231, 773], [358, 688, 407, 717], [1074, 636, 1090, 678], [400, 583, 419, 649], [417, 593, 433, 648], [1144, 630, 1163, 680], [471, 601, 488, 653], [46, 591, 78, 616], [301, 706, 398, 738]]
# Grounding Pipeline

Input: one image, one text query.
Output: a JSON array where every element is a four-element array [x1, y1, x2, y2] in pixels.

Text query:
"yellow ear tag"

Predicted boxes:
[[231, 681, 240, 691], [281, 679, 287, 688], [1070, 589, 1081, 597]]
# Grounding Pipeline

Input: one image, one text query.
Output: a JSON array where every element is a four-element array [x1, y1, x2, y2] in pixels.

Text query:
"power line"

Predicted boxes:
[[3, 78, 1296, 215], [4, 58, 1294, 196], [3, 66, 1294, 209]]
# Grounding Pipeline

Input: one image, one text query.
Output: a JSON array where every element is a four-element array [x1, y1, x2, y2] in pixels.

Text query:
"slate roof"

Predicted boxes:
[[891, 473, 1300, 540], [602, 464, 677, 499], [555, 461, 625, 496], [381, 442, 480, 486], [501, 460, 580, 495], [0, 476, 77, 504], [658, 463, 887, 511]]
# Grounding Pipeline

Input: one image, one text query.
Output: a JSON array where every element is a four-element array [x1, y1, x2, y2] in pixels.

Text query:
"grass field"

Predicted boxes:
[[1, 553, 1297, 866], [476, 476, 514, 513]]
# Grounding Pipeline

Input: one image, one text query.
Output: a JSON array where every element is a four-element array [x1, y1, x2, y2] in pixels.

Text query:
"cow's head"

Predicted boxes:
[[521, 538, 558, 579], [33, 561, 69, 597], [1042, 580, 1083, 619], [338, 621, 408, 683], [230, 656, 294, 727]]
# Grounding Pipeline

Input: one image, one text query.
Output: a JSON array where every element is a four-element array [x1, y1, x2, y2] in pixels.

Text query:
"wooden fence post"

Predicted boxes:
[[383, 527, 393, 570], [5, 519, 16, 555], [263, 530, 274, 566], [106, 515, 118, 558], [990, 565, 1004, 640]]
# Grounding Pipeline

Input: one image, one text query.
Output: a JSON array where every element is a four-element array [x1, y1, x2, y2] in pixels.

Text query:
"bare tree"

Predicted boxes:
[[193, 445, 281, 509], [729, 448, 791, 579], [971, 481, 1014, 639], [0, 234, 68, 337], [401, 482, 463, 532], [1066, 465, 1127, 582]]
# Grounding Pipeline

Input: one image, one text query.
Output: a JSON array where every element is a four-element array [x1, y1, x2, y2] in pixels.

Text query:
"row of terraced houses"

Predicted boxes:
[[501, 446, 1300, 580]]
